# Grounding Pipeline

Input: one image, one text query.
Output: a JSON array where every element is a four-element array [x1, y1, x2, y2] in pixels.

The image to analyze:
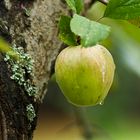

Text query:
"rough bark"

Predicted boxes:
[[0, 0, 68, 139]]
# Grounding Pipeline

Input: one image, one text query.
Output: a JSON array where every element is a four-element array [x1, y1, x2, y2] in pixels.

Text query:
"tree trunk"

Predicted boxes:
[[0, 0, 68, 139]]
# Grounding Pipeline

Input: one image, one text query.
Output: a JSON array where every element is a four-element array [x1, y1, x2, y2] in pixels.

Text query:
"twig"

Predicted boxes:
[[98, 0, 108, 5], [83, 0, 96, 14], [73, 107, 93, 140]]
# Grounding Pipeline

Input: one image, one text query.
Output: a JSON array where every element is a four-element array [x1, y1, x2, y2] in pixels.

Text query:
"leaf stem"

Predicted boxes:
[[96, 16, 104, 22]]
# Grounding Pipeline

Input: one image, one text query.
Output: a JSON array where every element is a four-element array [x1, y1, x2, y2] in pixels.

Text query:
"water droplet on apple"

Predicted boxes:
[[99, 100, 104, 105]]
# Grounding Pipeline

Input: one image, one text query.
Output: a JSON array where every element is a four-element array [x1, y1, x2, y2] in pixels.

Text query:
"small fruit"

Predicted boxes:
[[55, 45, 115, 106]]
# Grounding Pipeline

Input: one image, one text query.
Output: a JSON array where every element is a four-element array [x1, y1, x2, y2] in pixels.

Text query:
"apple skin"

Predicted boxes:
[[55, 45, 115, 106]]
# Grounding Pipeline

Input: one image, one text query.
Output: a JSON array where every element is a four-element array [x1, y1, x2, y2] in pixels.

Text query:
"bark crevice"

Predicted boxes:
[[0, 104, 8, 140]]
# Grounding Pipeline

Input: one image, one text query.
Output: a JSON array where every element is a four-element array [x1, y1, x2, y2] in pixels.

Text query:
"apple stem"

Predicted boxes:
[[73, 107, 94, 139]]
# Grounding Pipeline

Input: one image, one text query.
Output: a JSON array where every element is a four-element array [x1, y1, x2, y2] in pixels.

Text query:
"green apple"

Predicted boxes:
[[55, 45, 115, 106]]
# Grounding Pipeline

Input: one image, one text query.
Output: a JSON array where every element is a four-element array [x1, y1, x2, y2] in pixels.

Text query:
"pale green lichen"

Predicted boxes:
[[26, 104, 36, 122], [4, 44, 37, 96], [4, 0, 12, 10]]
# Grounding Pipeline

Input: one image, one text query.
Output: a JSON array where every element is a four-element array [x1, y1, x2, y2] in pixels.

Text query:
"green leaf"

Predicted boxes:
[[65, 0, 84, 14], [114, 34, 140, 77], [120, 43, 140, 77], [58, 16, 77, 46], [104, 0, 140, 19], [70, 14, 111, 47]]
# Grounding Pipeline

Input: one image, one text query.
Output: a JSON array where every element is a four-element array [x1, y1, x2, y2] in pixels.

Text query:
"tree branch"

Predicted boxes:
[[0, 0, 68, 139]]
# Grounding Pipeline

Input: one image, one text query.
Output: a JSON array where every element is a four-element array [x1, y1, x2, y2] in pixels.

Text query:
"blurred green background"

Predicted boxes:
[[33, 2, 140, 140]]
